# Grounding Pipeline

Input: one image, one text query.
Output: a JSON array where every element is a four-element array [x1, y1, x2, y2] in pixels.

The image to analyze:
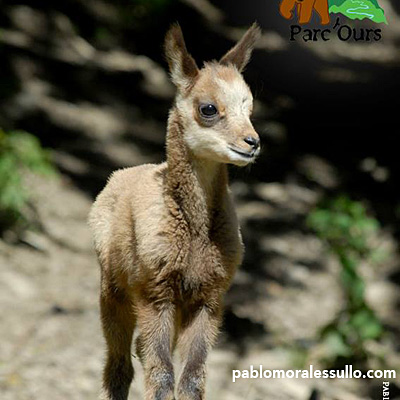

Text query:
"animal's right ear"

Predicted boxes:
[[164, 24, 199, 91]]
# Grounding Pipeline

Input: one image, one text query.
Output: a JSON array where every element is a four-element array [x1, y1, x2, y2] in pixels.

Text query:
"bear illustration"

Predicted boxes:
[[280, 0, 330, 25]]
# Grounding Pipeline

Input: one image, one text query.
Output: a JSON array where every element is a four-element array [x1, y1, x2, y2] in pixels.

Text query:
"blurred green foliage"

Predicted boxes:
[[308, 195, 384, 367], [0, 129, 56, 233]]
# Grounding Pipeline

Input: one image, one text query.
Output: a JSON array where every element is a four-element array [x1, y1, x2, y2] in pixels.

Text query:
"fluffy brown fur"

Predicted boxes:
[[89, 23, 261, 400]]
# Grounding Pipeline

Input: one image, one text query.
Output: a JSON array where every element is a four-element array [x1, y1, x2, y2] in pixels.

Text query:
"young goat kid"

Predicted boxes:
[[89, 23, 261, 400]]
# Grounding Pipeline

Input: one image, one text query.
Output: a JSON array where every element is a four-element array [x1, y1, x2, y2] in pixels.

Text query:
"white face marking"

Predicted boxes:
[[176, 66, 258, 166], [184, 126, 251, 166], [215, 76, 252, 118]]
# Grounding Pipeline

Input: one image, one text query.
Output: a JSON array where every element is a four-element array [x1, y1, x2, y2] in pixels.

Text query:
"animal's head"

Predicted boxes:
[[164, 23, 261, 167]]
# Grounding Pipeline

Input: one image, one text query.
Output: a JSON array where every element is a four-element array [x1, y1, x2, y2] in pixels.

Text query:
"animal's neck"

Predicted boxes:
[[165, 108, 228, 234]]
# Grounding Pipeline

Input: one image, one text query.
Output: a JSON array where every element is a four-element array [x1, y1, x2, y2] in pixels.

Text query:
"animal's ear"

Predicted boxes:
[[164, 23, 199, 91], [220, 23, 261, 72]]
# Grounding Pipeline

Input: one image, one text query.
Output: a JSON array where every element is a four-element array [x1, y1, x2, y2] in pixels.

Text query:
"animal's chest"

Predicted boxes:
[[134, 200, 243, 301], [170, 226, 224, 272], [163, 233, 230, 301]]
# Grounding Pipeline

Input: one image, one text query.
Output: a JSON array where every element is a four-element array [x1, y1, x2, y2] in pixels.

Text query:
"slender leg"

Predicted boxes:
[[314, 0, 330, 25], [177, 302, 222, 400], [136, 301, 175, 400], [100, 283, 135, 400]]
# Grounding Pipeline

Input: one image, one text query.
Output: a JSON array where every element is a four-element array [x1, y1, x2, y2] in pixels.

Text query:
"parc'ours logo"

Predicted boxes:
[[279, 0, 387, 42], [279, 0, 387, 25]]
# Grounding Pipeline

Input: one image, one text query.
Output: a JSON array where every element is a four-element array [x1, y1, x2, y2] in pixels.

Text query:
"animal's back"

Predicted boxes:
[[88, 162, 168, 270]]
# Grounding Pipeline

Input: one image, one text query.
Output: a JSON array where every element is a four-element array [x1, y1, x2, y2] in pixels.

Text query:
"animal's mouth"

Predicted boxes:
[[229, 146, 258, 160]]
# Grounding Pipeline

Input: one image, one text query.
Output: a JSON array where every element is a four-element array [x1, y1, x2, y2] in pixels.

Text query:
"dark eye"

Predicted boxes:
[[199, 104, 218, 118]]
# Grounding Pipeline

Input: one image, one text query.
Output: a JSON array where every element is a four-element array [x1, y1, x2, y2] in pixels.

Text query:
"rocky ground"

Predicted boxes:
[[0, 165, 399, 400]]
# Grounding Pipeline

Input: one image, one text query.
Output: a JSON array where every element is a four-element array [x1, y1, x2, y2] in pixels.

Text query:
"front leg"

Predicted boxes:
[[177, 300, 222, 400], [136, 301, 175, 400]]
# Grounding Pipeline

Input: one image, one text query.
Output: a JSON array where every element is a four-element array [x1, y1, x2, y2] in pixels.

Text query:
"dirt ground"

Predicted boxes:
[[1, 169, 399, 400]]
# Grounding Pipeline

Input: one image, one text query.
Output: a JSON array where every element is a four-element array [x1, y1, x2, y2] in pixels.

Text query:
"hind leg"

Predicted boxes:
[[100, 280, 135, 400]]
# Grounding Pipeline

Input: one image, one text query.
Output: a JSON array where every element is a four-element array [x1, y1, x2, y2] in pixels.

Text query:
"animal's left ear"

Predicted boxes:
[[220, 23, 261, 72]]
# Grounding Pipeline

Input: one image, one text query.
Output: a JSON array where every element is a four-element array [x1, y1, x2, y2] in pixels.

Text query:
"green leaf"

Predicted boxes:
[[0, 129, 57, 231], [324, 330, 352, 357]]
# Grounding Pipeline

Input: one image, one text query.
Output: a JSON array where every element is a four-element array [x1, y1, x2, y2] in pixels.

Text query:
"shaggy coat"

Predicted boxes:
[[89, 23, 261, 400]]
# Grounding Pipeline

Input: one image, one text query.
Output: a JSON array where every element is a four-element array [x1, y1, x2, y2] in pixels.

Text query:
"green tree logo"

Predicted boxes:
[[329, 0, 387, 24]]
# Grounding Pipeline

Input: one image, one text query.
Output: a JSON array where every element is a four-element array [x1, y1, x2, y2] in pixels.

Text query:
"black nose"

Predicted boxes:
[[244, 136, 260, 149]]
